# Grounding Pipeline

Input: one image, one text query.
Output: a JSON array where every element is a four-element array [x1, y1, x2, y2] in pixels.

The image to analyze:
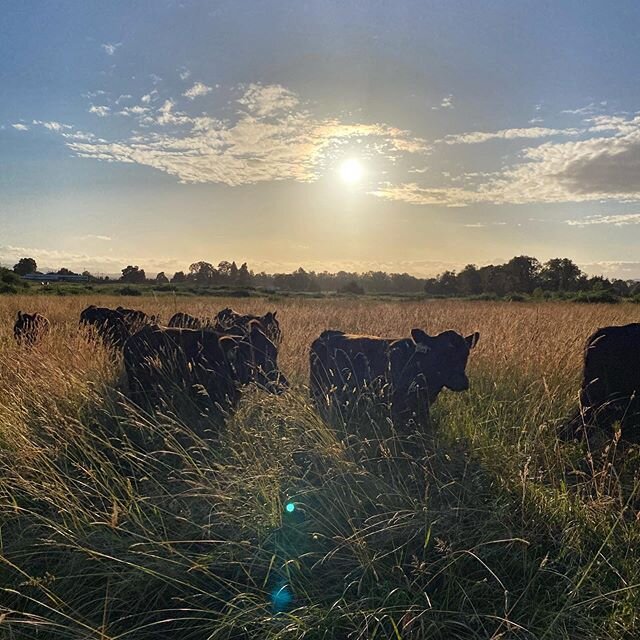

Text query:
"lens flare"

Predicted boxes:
[[285, 502, 296, 513]]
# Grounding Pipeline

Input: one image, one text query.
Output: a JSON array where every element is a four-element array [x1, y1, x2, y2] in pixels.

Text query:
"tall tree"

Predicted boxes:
[[13, 257, 37, 276], [120, 265, 146, 283]]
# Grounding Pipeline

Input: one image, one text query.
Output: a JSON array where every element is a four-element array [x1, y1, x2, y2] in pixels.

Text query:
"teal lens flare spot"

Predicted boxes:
[[285, 502, 295, 513]]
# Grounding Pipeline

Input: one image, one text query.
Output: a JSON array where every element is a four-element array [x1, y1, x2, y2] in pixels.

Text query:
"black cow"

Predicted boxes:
[[116, 306, 157, 334], [168, 312, 209, 330], [14, 311, 50, 346], [310, 328, 479, 428], [215, 307, 282, 346], [123, 323, 288, 410], [80, 306, 129, 348], [564, 323, 640, 441]]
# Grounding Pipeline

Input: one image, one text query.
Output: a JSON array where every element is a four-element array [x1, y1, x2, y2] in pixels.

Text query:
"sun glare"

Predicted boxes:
[[339, 158, 364, 184]]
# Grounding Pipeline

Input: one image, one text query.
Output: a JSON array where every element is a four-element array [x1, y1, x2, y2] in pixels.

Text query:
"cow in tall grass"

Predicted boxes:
[[564, 323, 640, 441], [80, 306, 130, 348], [168, 312, 211, 330], [80, 305, 155, 349], [310, 328, 479, 428], [123, 322, 288, 411], [14, 311, 50, 346], [215, 308, 282, 346]]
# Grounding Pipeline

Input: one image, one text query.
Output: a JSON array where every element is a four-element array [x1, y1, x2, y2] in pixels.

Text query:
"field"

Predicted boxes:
[[1, 295, 639, 639]]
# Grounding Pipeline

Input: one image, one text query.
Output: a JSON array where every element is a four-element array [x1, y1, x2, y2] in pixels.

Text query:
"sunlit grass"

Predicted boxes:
[[0, 295, 639, 638]]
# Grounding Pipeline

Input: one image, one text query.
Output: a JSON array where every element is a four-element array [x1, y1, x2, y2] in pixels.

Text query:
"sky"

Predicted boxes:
[[2, 0, 640, 278]]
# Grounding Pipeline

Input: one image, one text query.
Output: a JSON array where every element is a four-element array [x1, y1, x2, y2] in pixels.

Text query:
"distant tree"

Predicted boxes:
[[504, 256, 540, 293], [120, 265, 146, 284], [438, 270, 459, 295], [478, 265, 508, 296], [273, 267, 320, 292], [338, 280, 365, 295], [237, 262, 252, 287], [155, 271, 169, 284], [540, 258, 583, 292], [13, 257, 37, 276], [57, 267, 77, 276], [189, 261, 216, 284], [611, 279, 630, 296], [171, 270, 187, 283], [458, 264, 482, 295], [229, 261, 239, 284]]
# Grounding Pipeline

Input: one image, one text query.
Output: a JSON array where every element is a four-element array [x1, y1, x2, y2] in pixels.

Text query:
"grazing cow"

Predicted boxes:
[[564, 323, 640, 441], [116, 306, 157, 334], [215, 307, 282, 345], [14, 311, 50, 346], [123, 323, 288, 410], [310, 328, 479, 428], [80, 305, 130, 348], [168, 312, 208, 330]]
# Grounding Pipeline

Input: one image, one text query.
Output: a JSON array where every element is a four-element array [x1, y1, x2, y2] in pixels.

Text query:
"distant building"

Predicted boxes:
[[23, 273, 89, 283]]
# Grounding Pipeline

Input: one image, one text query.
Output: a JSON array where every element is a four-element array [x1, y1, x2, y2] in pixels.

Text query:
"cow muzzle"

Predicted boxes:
[[446, 374, 469, 392]]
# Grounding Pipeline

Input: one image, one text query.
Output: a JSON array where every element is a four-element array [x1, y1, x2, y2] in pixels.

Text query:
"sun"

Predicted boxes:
[[339, 158, 364, 184]]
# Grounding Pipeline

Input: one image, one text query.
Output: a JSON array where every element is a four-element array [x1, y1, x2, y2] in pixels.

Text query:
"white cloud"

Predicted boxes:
[[179, 68, 191, 81], [118, 105, 149, 116], [442, 126, 580, 145], [375, 112, 640, 207], [80, 234, 112, 241], [101, 42, 122, 56], [54, 84, 427, 186], [432, 94, 454, 110], [237, 83, 299, 116], [140, 90, 158, 104], [183, 82, 213, 99], [11, 123, 29, 131], [31, 120, 72, 132], [89, 105, 111, 117], [566, 213, 640, 227]]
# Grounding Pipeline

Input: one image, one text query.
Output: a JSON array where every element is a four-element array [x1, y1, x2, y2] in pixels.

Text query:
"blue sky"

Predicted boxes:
[[2, 0, 640, 277]]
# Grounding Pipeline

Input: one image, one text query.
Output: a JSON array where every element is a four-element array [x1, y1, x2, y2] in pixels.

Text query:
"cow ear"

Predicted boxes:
[[411, 328, 432, 353], [272, 310, 277, 319], [466, 332, 480, 349], [16, 311, 22, 321]]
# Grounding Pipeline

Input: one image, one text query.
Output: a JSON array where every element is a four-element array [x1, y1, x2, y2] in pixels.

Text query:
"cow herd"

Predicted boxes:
[[9, 305, 640, 444]]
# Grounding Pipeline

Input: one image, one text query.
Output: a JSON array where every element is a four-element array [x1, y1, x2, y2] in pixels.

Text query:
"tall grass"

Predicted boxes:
[[0, 295, 639, 638]]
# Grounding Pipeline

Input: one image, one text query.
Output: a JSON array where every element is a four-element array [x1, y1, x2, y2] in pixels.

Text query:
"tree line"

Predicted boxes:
[[8, 255, 640, 297]]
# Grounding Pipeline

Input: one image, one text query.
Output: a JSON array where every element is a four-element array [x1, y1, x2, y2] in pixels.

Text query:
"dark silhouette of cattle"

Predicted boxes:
[[310, 328, 479, 428], [215, 307, 282, 346], [123, 323, 288, 411], [564, 323, 640, 441], [80, 306, 130, 348], [168, 312, 209, 330], [14, 311, 50, 346], [116, 306, 157, 334]]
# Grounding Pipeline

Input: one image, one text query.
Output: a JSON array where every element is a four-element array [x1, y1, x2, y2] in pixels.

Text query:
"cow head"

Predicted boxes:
[[222, 325, 288, 394], [405, 328, 480, 396]]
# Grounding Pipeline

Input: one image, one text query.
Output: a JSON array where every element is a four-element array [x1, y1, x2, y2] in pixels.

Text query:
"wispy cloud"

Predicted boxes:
[[237, 83, 298, 116], [101, 42, 122, 56], [566, 213, 640, 227], [441, 126, 580, 145], [183, 82, 212, 100], [39, 84, 428, 187], [375, 111, 640, 206], [89, 105, 110, 117], [11, 123, 29, 131], [79, 234, 112, 241], [432, 94, 454, 110]]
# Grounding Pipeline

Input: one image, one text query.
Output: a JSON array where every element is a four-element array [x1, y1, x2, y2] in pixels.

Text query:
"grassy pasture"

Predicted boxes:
[[0, 295, 639, 639]]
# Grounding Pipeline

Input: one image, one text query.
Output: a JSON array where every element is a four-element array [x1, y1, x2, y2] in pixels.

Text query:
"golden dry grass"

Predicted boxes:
[[0, 294, 639, 639]]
